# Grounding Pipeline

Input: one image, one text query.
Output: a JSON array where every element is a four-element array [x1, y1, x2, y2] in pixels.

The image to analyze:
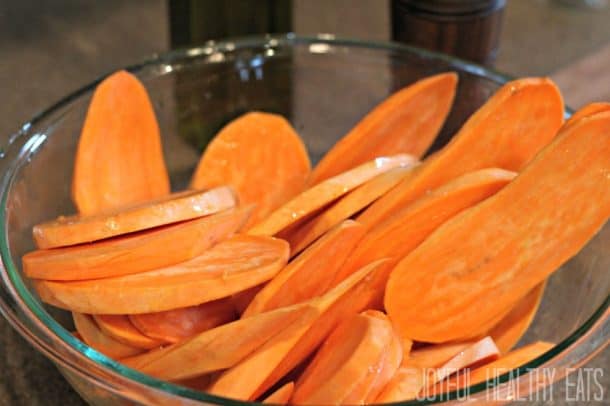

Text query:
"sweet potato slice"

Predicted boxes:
[[310, 72, 457, 184], [129, 298, 237, 344], [358, 77, 564, 229], [262, 382, 294, 404], [385, 112, 610, 343], [345, 311, 404, 404], [208, 259, 393, 400], [334, 168, 516, 284], [36, 235, 289, 314], [292, 311, 395, 405], [408, 341, 477, 369], [72, 70, 170, 216], [375, 367, 426, 403], [428, 337, 500, 385], [191, 112, 311, 228], [248, 154, 417, 236], [24, 207, 250, 280], [565, 102, 610, 125], [33, 187, 236, 249], [429, 341, 554, 395], [124, 302, 313, 380], [73, 313, 143, 359], [287, 166, 415, 255], [489, 282, 546, 353], [93, 315, 166, 350], [243, 220, 365, 317]]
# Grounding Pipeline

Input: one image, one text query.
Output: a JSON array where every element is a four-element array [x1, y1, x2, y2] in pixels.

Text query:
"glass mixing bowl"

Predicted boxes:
[[0, 34, 608, 405]]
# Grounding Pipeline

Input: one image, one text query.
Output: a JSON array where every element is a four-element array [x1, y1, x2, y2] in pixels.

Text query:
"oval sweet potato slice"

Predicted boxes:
[[33, 187, 237, 249], [191, 112, 311, 228], [248, 154, 417, 237], [24, 207, 250, 280], [73, 313, 143, 359], [310, 72, 457, 184], [35, 235, 289, 314], [287, 166, 415, 256], [385, 112, 610, 342], [243, 220, 365, 317], [129, 297, 237, 344], [358, 77, 564, 229], [72, 70, 170, 216], [291, 311, 395, 405], [334, 168, 516, 284], [93, 315, 166, 350]]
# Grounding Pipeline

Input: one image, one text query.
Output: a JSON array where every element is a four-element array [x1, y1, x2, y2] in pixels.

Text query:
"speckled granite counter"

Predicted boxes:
[[0, 1, 608, 405]]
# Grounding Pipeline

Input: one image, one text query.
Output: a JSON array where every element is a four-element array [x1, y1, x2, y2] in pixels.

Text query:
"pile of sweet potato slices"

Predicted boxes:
[[23, 70, 610, 404]]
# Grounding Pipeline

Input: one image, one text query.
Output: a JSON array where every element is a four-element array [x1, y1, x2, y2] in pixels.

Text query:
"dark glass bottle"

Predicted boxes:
[[391, 0, 506, 66], [167, 0, 293, 153]]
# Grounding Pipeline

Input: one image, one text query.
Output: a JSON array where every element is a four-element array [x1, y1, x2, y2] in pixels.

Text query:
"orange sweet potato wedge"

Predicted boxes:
[[24, 207, 250, 280], [243, 220, 365, 317], [310, 72, 457, 184], [129, 297, 237, 344], [73, 313, 143, 359], [262, 382, 294, 404], [385, 111, 610, 343], [429, 341, 555, 395], [248, 154, 417, 236], [191, 112, 311, 228], [291, 311, 395, 405], [358, 77, 564, 229], [407, 341, 478, 369], [287, 166, 415, 256], [334, 168, 516, 284], [35, 235, 289, 314], [489, 282, 546, 353], [427, 336, 500, 385], [33, 187, 237, 249], [72, 70, 170, 216], [124, 302, 313, 381], [345, 311, 404, 404], [208, 259, 393, 400], [93, 315, 166, 350]]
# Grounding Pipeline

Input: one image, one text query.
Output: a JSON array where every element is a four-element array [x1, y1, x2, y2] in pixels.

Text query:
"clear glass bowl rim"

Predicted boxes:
[[0, 33, 607, 405]]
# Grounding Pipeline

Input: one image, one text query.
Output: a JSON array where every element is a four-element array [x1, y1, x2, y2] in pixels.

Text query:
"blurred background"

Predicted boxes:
[[0, 0, 608, 404]]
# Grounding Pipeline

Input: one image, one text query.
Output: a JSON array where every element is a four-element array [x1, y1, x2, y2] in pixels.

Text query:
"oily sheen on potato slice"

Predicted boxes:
[[385, 111, 610, 343], [310, 72, 457, 184], [358, 77, 564, 229], [129, 297, 237, 344], [287, 166, 414, 256], [33, 187, 236, 249], [334, 168, 516, 284], [191, 112, 311, 228], [73, 313, 143, 359], [248, 154, 417, 237], [36, 235, 288, 314], [24, 207, 250, 280], [243, 220, 365, 317], [72, 70, 170, 216]]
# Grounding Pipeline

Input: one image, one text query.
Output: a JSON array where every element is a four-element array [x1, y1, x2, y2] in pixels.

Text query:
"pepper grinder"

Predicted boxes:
[[391, 0, 506, 66]]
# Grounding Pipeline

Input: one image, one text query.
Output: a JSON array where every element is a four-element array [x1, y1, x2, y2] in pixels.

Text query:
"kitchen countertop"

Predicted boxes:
[[0, 1, 608, 405]]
